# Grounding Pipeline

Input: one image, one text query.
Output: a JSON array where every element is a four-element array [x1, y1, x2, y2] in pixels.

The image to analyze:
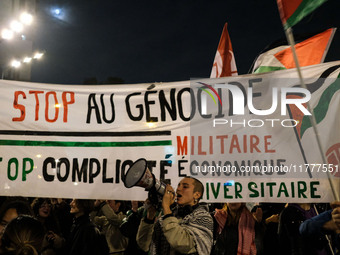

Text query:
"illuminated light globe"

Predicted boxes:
[[1, 28, 14, 40], [33, 52, 44, 59], [20, 12, 33, 25], [11, 60, 21, 68], [10, 20, 23, 33], [23, 57, 32, 63]]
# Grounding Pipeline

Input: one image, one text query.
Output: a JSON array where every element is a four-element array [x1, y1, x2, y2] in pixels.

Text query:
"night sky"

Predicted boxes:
[[30, 0, 340, 85]]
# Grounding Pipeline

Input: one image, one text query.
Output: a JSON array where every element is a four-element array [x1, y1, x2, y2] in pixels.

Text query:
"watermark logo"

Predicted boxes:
[[199, 82, 311, 116], [197, 82, 222, 115]]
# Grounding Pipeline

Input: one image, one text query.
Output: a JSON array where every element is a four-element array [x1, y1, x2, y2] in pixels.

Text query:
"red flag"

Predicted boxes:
[[210, 23, 238, 78]]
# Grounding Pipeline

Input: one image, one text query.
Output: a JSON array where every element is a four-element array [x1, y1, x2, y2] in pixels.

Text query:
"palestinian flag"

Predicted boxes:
[[289, 64, 340, 178], [294, 71, 340, 139], [251, 28, 336, 74], [210, 23, 238, 78], [277, 0, 328, 29]]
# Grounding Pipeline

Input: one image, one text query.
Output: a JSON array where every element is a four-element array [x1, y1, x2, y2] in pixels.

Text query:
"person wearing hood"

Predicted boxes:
[[136, 176, 214, 255]]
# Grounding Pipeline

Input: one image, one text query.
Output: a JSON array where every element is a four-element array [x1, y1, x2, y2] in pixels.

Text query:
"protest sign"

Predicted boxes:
[[0, 61, 339, 202]]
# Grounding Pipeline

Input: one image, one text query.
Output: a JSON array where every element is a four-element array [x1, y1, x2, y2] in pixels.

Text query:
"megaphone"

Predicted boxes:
[[124, 158, 166, 196]]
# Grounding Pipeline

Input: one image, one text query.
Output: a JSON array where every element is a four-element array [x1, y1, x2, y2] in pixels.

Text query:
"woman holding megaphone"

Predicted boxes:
[[136, 176, 214, 255]]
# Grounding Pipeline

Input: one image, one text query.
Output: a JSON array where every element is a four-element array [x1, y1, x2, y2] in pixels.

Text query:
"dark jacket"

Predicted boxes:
[[278, 204, 328, 255], [66, 214, 109, 255], [119, 207, 148, 255], [299, 210, 339, 254]]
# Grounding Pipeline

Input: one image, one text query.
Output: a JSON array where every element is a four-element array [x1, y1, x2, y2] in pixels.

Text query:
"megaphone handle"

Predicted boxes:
[[147, 186, 160, 207], [144, 173, 156, 191]]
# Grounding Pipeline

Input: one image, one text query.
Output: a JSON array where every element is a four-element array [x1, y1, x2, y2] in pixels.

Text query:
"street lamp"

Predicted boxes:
[[1, 51, 44, 80], [1, 59, 21, 79], [23, 57, 32, 63], [1, 12, 33, 40], [19, 12, 33, 26], [33, 52, 44, 59], [1, 28, 14, 40], [9, 21, 23, 33], [11, 60, 21, 68], [0, 12, 36, 80]]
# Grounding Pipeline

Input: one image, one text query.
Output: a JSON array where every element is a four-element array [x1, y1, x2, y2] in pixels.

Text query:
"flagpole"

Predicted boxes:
[[284, 27, 339, 201]]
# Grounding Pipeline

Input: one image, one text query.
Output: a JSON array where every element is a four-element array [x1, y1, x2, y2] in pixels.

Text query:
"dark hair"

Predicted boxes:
[[1, 215, 45, 255], [31, 198, 51, 216], [75, 199, 94, 215], [0, 199, 33, 221], [30, 198, 62, 235], [186, 177, 204, 200], [225, 203, 246, 226]]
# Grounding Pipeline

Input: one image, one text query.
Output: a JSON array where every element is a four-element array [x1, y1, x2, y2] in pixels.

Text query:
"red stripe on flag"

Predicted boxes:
[[274, 28, 335, 69], [277, 0, 304, 25]]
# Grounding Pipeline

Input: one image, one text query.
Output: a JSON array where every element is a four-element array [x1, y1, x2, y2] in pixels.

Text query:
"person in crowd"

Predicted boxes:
[[0, 215, 45, 255], [0, 198, 33, 246], [278, 203, 329, 255], [212, 202, 260, 255], [136, 176, 214, 255], [50, 198, 73, 240], [119, 201, 148, 255], [252, 203, 285, 255], [65, 199, 109, 255], [90, 200, 128, 255], [299, 201, 340, 254], [333, 202, 340, 229], [31, 198, 65, 255]]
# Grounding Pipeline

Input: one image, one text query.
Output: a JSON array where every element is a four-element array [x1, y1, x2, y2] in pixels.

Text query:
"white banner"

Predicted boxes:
[[0, 61, 339, 202]]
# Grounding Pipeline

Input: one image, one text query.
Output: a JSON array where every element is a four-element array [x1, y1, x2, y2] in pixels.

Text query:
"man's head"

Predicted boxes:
[[176, 177, 204, 206]]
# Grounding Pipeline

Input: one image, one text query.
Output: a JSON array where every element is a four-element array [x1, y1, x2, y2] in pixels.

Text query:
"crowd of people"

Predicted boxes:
[[0, 177, 339, 255]]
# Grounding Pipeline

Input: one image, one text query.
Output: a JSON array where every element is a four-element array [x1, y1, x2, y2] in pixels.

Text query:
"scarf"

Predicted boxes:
[[150, 204, 213, 255], [214, 207, 256, 255]]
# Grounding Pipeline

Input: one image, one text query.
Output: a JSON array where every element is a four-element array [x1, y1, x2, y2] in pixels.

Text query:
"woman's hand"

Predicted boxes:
[[162, 184, 175, 215]]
